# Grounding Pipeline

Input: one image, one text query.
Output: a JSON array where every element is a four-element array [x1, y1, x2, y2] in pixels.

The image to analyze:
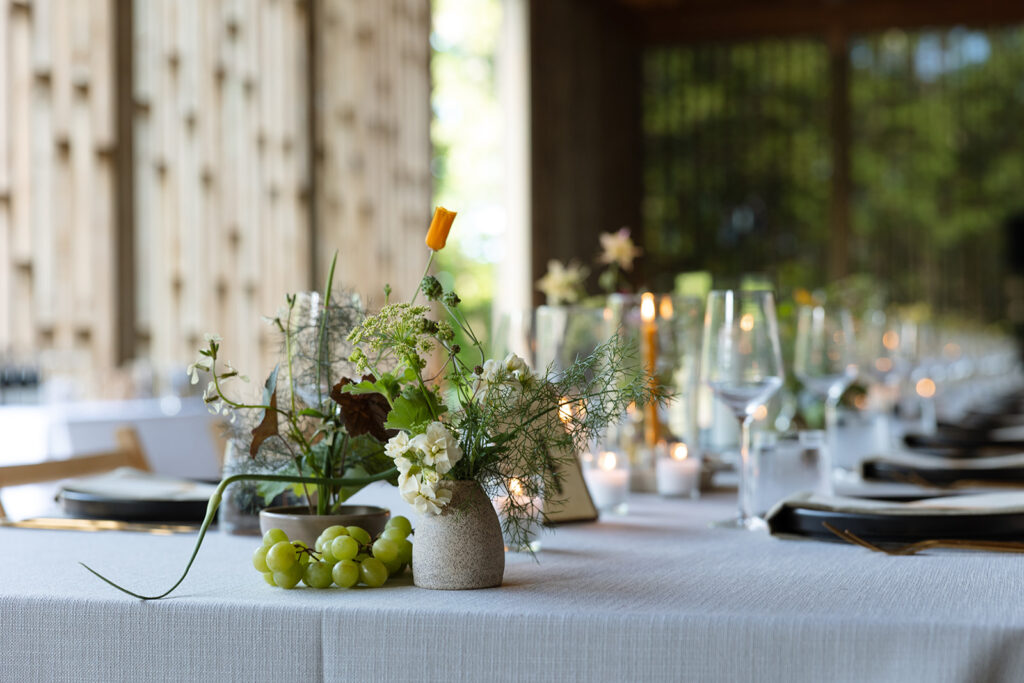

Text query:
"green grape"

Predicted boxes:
[[332, 559, 360, 588], [293, 541, 311, 567], [262, 571, 276, 586], [252, 546, 270, 573], [396, 539, 413, 565], [381, 527, 408, 543], [371, 538, 399, 564], [302, 561, 334, 589], [382, 556, 403, 576], [385, 516, 412, 536], [263, 528, 289, 547], [273, 564, 302, 589], [266, 541, 297, 572], [316, 526, 348, 552], [331, 535, 359, 562], [346, 526, 371, 545], [359, 558, 388, 587], [355, 552, 369, 562]]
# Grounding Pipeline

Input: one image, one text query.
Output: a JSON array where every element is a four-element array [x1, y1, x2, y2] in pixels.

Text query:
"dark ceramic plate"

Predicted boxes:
[[58, 489, 209, 523], [861, 458, 1024, 487], [767, 503, 1024, 543]]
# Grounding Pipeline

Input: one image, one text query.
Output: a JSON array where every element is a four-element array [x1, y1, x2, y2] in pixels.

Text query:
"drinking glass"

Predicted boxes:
[[794, 305, 858, 483], [700, 290, 785, 529]]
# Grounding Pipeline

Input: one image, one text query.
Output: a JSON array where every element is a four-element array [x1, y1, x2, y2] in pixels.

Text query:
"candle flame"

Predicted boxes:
[[882, 330, 899, 351], [753, 404, 769, 421], [603, 307, 612, 322], [509, 478, 524, 496], [641, 292, 656, 323], [659, 296, 674, 319], [916, 378, 936, 398], [558, 400, 572, 424], [671, 443, 688, 461], [740, 313, 755, 332], [598, 451, 617, 471]]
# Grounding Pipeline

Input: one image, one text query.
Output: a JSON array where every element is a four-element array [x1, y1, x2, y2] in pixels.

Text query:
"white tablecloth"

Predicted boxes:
[[3, 491, 1024, 683]]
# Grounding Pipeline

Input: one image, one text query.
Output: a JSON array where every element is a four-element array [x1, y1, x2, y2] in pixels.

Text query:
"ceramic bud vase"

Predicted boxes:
[[412, 480, 505, 590]]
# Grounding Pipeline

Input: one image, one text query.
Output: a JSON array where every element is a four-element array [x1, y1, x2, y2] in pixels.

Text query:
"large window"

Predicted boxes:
[[643, 26, 1024, 320]]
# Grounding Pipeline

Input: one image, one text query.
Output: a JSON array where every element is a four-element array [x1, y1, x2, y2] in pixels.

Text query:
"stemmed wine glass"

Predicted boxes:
[[794, 305, 858, 483], [700, 290, 785, 529]]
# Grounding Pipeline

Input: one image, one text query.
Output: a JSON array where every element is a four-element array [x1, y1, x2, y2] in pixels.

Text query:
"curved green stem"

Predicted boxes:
[[80, 469, 398, 600], [409, 250, 435, 306]]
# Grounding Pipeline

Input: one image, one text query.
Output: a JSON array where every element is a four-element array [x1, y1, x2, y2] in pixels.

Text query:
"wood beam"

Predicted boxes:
[[634, 0, 1024, 44]]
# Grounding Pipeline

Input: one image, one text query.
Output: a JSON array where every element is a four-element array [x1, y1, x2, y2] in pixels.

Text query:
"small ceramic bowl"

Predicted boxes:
[[258, 505, 390, 546]]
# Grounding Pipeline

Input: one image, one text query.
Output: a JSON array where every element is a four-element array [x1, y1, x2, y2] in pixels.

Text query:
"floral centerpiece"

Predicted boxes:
[[82, 208, 659, 597], [345, 210, 657, 554]]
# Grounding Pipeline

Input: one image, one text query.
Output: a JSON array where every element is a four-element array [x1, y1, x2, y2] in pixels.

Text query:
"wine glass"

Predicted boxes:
[[794, 305, 858, 482], [700, 290, 785, 529]]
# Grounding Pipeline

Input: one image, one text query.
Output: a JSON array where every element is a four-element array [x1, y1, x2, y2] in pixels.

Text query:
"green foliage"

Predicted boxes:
[[643, 28, 1024, 321]]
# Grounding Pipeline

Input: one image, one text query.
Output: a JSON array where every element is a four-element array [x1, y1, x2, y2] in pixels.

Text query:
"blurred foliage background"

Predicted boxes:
[[643, 27, 1024, 322]]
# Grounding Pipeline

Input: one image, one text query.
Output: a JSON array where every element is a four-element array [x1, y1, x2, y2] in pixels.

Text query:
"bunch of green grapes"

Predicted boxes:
[[251, 516, 414, 589]]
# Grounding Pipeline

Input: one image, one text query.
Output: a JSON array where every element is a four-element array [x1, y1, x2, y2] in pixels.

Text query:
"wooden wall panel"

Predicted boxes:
[[0, 0, 431, 398], [315, 0, 432, 305], [0, 0, 117, 391]]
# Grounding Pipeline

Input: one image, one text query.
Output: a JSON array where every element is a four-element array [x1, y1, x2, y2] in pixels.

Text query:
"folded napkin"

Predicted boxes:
[[60, 467, 218, 502], [769, 490, 1024, 518]]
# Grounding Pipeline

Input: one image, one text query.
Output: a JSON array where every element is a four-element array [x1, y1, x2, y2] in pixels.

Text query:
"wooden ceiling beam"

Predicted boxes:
[[634, 0, 1024, 43]]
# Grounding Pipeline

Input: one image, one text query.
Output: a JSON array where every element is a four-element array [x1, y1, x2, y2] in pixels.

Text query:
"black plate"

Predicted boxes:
[[767, 503, 1024, 543], [862, 459, 1024, 487], [59, 489, 209, 523]]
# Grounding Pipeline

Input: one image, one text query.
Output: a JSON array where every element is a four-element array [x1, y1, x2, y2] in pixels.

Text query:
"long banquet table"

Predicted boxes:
[[3, 489, 1024, 683]]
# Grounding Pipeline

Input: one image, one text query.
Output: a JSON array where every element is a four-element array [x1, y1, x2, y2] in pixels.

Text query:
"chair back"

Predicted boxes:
[[0, 427, 149, 518]]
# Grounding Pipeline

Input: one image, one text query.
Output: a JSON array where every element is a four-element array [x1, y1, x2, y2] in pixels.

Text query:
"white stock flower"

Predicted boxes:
[[536, 260, 586, 305], [504, 353, 532, 382], [398, 471, 421, 499], [481, 359, 502, 384], [385, 432, 411, 461], [411, 493, 443, 516], [421, 421, 462, 474], [598, 228, 642, 271], [408, 433, 432, 466]]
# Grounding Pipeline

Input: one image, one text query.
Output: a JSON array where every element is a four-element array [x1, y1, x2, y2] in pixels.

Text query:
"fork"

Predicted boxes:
[[821, 522, 1024, 556]]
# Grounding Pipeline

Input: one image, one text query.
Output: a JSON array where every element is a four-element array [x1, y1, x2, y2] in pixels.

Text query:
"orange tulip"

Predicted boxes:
[[425, 207, 457, 251]]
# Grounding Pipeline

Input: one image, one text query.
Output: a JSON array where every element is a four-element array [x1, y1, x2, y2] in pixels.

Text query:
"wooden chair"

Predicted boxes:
[[0, 427, 150, 519]]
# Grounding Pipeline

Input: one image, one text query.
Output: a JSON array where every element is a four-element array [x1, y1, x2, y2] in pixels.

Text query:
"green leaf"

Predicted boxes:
[[256, 463, 305, 503], [340, 379, 383, 396], [384, 387, 446, 432], [297, 408, 327, 418]]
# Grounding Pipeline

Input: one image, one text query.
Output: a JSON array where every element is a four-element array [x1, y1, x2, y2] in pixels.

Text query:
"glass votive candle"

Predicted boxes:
[[582, 450, 629, 515], [655, 442, 700, 499], [491, 477, 543, 553]]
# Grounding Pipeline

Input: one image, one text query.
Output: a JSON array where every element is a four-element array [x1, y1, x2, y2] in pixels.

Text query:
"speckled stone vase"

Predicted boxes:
[[412, 480, 505, 590]]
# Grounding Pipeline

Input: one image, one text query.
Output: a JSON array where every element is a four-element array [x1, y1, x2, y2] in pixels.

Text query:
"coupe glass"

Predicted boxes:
[[700, 290, 785, 529], [794, 305, 858, 484]]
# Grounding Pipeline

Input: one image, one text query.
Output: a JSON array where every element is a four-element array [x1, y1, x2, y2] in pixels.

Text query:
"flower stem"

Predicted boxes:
[[79, 469, 398, 600], [409, 250, 435, 306]]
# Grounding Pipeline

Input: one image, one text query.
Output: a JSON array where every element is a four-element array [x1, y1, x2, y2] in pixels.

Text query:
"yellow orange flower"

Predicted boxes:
[[426, 207, 457, 251]]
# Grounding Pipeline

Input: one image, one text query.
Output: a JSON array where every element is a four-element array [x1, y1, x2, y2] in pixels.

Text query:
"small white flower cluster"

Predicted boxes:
[[536, 259, 587, 305], [385, 421, 463, 515], [479, 353, 533, 388]]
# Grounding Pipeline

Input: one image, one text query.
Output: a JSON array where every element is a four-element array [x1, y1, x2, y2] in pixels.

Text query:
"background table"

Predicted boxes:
[[3, 490, 1023, 682]]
